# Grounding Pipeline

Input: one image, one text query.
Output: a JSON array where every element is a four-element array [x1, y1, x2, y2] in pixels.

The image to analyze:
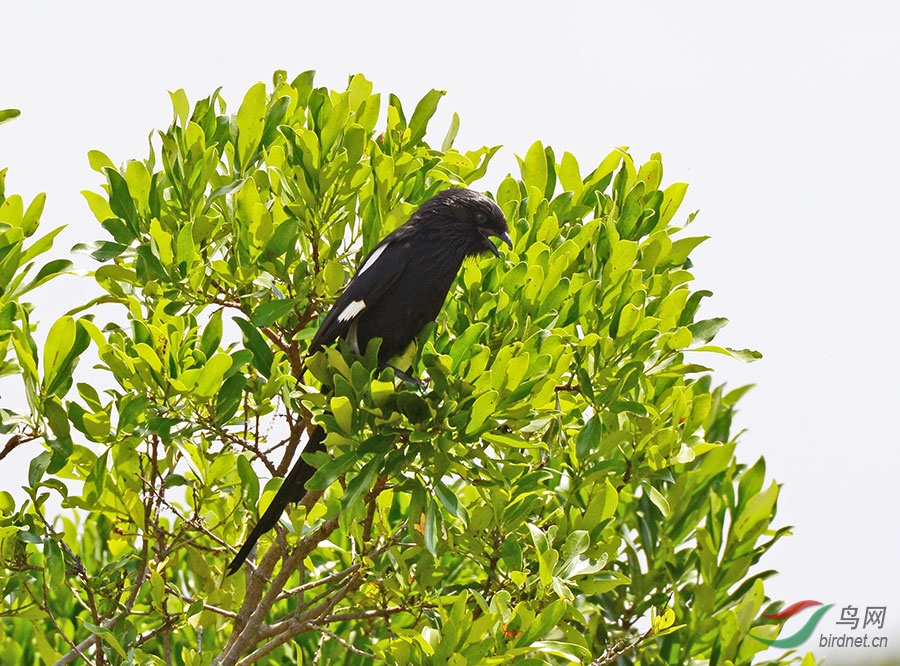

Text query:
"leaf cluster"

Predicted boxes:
[[0, 72, 806, 666]]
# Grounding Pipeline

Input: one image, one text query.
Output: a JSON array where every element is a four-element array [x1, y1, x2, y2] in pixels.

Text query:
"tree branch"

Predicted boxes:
[[214, 514, 340, 666]]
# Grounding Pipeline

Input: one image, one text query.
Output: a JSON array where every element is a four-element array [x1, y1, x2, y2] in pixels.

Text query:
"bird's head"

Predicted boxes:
[[416, 188, 513, 259]]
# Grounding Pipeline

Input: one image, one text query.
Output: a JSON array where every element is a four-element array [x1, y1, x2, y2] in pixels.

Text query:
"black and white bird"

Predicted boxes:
[[227, 188, 511, 574]]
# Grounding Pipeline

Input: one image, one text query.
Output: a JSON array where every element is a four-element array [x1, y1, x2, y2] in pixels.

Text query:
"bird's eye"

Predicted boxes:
[[475, 212, 487, 225]]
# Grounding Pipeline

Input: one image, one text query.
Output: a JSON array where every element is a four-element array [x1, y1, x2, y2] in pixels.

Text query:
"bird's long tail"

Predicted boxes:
[[226, 424, 327, 575]]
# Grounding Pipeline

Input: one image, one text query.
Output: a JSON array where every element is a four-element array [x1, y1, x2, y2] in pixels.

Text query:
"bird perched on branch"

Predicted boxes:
[[227, 188, 512, 574]]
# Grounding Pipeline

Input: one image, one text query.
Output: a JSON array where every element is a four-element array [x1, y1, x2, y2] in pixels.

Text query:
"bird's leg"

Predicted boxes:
[[385, 364, 429, 389]]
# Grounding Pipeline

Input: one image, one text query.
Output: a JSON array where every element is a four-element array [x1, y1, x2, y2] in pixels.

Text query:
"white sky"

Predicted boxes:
[[2, 2, 898, 663]]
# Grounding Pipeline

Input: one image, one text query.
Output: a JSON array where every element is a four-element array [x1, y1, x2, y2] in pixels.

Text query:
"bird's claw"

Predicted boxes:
[[388, 365, 429, 389]]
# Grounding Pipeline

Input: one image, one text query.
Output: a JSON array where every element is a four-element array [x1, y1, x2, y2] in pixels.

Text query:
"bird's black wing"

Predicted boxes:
[[309, 232, 412, 354]]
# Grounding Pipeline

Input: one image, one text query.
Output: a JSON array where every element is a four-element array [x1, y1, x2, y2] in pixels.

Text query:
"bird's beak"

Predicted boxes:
[[482, 229, 513, 258]]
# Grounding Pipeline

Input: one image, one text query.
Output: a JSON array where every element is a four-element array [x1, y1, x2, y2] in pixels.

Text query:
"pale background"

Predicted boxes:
[[1, 2, 897, 663]]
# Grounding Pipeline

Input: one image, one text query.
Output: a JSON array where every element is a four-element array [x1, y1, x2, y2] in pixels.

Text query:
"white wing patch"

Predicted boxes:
[[337, 299, 366, 323], [358, 244, 388, 275]]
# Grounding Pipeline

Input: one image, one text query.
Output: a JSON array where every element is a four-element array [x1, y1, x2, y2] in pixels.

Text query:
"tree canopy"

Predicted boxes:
[[0, 72, 808, 665]]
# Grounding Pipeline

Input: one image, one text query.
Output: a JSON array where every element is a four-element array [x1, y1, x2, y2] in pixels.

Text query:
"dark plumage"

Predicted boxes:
[[226, 188, 511, 574]]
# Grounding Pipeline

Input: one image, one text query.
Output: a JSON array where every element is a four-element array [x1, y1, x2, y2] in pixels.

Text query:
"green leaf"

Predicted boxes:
[[42, 316, 76, 393], [175, 223, 196, 268], [522, 140, 548, 196], [200, 309, 223, 358], [330, 395, 353, 434], [433, 480, 460, 518], [82, 622, 127, 658], [43, 397, 71, 440], [693, 345, 763, 362], [133, 342, 162, 373], [18, 224, 64, 264], [250, 299, 295, 327], [43, 538, 65, 588], [320, 93, 350, 153], [104, 167, 137, 227], [596, 479, 619, 522], [215, 373, 246, 422], [260, 95, 291, 147], [527, 523, 549, 554], [342, 456, 380, 511], [441, 112, 460, 152], [531, 641, 592, 662], [22, 258, 74, 297], [558, 151, 583, 199], [370, 379, 394, 406], [424, 498, 441, 556], [21, 192, 46, 234], [734, 480, 778, 539], [449, 323, 488, 369], [194, 353, 232, 399], [408, 89, 445, 145], [28, 451, 52, 487], [636, 158, 662, 191], [0, 108, 21, 125], [81, 189, 116, 225], [538, 547, 558, 589], [0, 491, 14, 514], [581, 570, 631, 594], [466, 389, 498, 435], [322, 260, 346, 296], [236, 454, 260, 505], [307, 451, 358, 491], [660, 182, 688, 226], [666, 235, 708, 265], [168, 88, 190, 126], [559, 530, 589, 567], [236, 82, 267, 170], [291, 70, 316, 105], [234, 317, 273, 377], [87, 150, 115, 175], [645, 484, 670, 517], [603, 237, 639, 286], [125, 160, 151, 214], [688, 317, 728, 344]]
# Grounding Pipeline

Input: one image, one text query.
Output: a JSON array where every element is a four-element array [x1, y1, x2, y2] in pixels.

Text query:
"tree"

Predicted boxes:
[[0, 72, 811, 665]]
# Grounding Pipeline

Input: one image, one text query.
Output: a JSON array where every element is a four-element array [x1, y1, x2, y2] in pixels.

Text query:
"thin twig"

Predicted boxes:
[[0, 432, 37, 463], [307, 623, 377, 659], [277, 560, 365, 601], [236, 574, 362, 665], [23, 582, 98, 666], [215, 514, 340, 666], [320, 606, 407, 623], [589, 626, 654, 666]]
